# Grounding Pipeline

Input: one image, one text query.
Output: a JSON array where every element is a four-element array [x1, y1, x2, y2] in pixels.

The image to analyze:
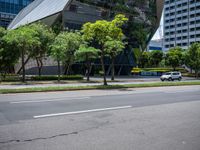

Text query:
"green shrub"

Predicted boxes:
[[182, 73, 199, 77], [0, 75, 20, 82], [31, 75, 83, 81]]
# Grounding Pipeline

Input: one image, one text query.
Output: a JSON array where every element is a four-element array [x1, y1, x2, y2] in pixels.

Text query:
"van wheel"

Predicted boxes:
[[178, 77, 182, 81]]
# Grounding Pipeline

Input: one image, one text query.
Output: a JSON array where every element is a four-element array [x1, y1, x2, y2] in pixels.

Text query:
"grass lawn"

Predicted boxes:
[[0, 81, 200, 94]]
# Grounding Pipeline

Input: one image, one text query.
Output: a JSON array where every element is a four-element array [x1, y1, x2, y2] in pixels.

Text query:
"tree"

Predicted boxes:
[[82, 14, 128, 85], [104, 37, 125, 80], [0, 27, 6, 45], [185, 43, 200, 78], [49, 32, 66, 82], [0, 27, 6, 75], [132, 26, 148, 51], [165, 47, 183, 71], [132, 48, 141, 67], [0, 28, 19, 79], [75, 44, 100, 81], [50, 31, 82, 81], [149, 50, 163, 67], [28, 23, 55, 76], [3, 26, 40, 82], [60, 31, 82, 75], [0, 44, 20, 78], [139, 51, 149, 68]]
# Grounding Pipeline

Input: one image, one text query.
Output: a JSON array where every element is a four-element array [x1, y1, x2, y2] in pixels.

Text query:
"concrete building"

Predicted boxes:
[[164, 0, 200, 50], [148, 39, 164, 51], [8, 0, 164, 75], [0, 0, 33, 28]]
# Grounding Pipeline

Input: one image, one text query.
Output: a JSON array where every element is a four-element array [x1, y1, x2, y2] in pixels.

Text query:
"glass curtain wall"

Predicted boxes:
[[0, 0, 33, 27]]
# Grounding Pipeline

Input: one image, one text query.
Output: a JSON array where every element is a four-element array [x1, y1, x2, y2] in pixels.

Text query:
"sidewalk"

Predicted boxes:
[[0, 77, 197, 90]]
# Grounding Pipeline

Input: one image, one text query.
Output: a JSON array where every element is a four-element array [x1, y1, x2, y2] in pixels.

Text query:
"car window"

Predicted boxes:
[[173, 72, 179, 75], [165, 73, 171, 75]]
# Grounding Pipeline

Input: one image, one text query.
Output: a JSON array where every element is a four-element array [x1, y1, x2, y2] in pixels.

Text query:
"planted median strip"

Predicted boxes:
[[0, 81, 200, 94]]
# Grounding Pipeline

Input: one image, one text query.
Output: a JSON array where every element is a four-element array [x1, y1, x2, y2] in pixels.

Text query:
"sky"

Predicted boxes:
[[152, 13, 164, 40]]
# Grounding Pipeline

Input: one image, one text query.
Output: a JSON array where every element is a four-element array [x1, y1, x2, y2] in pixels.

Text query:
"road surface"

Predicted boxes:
[[0, 85, 200, 150]]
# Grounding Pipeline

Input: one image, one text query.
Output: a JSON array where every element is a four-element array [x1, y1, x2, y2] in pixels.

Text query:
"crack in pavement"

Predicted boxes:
[[0, 131, 78, 144], [0, 121, 110, 145]]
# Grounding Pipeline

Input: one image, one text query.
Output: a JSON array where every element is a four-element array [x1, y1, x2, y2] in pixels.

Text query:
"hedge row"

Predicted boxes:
[[31, 75, 84, 81], [0, 75, 20, 81], [31, 75, 83, 81], [0, 75, 84, 81], [131, 67, 187, 74]]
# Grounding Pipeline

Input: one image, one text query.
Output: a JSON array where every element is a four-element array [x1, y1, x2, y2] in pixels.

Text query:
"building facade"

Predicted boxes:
[[8, 0, 164, 75], [164, 0, 200, 50], [148, 39, 164, 51], [0, 0, 33, 27]]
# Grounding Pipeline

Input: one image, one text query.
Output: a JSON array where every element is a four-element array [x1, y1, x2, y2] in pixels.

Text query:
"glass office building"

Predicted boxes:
[[0, 0, 33, 27], [164, 0, 200, 50]]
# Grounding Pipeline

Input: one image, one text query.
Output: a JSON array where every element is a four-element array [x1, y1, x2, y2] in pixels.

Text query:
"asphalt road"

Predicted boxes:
[[0, 86, 200, 150]]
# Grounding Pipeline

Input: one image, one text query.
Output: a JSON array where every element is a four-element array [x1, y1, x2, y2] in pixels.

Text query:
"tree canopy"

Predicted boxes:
[[185, 43, 200, 78], [165, 47, 183, 71], [82, 14, 128, 85], [149, 50, 163, 67], [3, 26, 40, 81], [75, 44, 100, 81]]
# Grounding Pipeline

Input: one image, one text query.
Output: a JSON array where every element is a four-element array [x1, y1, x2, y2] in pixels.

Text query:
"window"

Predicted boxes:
[[182, 36, 187, 40], [172, 73, 179, 75], [182, 43, 187, 46], [190, 35, 195, 38], [177, 37, 181, 40], [182, 16, 187, 20], [165, 45, 169, 48], [190, 21, 195, 25], [190, 28, 195, 31], [177, 43, 181, 46], [182, 29, 187, 33], [170, 44, 174, 47], [182, 22, 187, 26]]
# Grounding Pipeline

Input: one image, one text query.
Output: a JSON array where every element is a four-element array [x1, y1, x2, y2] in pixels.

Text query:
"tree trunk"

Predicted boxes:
[[111, 56, 115, 81], [64, 63, 71, 75], [66, 64, 71, 75], [86, 58, 91, 82], [195, 69, 198, 79], [21, 49, 25, 82], [39, 59, 43, 77], [100, 54, 107, 86], [17, 56, 30, 74], [38, 67, 42, 77], [64, 58, 71, 75], [36, 58, 43, 77], [57, 60, 61, 82]]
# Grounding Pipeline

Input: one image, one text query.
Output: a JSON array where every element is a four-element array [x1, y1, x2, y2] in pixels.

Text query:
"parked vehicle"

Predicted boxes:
[[160, 72, 182, 81]]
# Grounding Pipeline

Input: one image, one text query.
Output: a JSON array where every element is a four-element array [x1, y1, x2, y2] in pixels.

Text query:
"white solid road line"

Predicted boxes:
[[10, 97, 90, 104], [34, 105, 132, 119]]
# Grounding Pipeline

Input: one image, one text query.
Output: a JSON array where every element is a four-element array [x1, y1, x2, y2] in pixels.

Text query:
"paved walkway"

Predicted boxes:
[[0, 77, 198, 90]]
